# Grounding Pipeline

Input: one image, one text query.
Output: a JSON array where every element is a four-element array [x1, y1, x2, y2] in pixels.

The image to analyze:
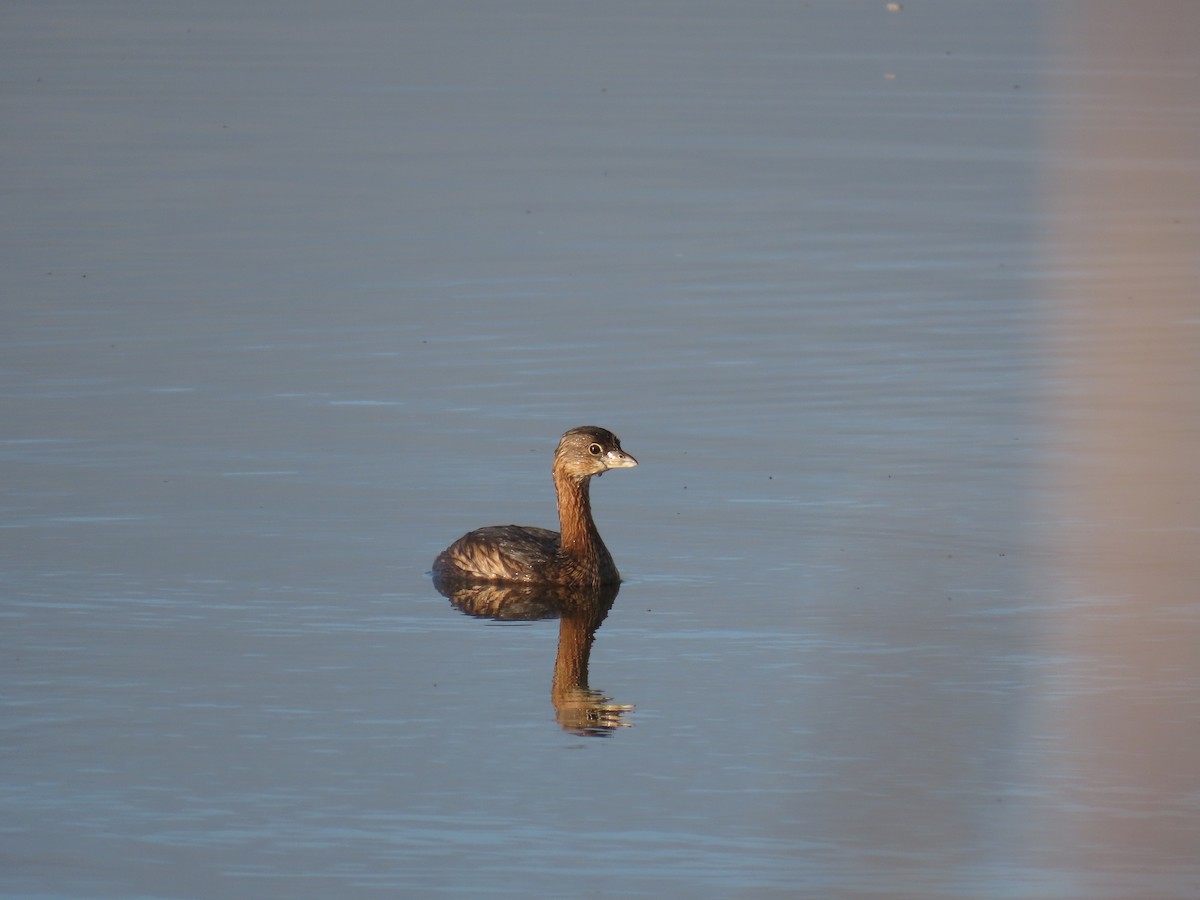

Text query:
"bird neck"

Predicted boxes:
[[552, 610, 596, 693], [554, 471, 600, 556]]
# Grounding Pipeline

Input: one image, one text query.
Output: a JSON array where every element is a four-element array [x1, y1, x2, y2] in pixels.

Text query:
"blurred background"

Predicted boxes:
[[3, 1, 1197, 896]]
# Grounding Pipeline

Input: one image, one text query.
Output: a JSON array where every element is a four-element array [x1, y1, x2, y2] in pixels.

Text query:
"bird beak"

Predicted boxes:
[[605, 449, 638, 468]]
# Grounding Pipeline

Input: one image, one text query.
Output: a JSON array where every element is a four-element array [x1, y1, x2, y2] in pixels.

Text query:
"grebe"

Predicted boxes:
[[432, 426, 637, 586]]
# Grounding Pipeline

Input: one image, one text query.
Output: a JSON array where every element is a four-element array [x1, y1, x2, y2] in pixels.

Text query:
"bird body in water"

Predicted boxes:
[[432, 427, 637, 587]]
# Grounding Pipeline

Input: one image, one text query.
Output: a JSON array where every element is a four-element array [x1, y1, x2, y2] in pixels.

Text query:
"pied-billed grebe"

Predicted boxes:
[[432, 426, 637, 586]]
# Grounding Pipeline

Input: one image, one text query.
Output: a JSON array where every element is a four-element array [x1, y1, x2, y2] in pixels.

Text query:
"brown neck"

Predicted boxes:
[[554, 470, 601, 556], [551, 610, 595, 694]]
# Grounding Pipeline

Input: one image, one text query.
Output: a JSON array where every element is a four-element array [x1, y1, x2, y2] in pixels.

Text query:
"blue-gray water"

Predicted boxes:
[[3, 2, 1198, 897]]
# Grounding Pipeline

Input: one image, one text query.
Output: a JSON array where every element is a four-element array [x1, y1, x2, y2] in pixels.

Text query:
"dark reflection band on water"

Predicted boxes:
[[432, 575, 633, 737]]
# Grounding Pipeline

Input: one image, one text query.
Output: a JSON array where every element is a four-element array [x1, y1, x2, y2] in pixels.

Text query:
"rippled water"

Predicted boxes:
[[3, 2, 1198, 898]]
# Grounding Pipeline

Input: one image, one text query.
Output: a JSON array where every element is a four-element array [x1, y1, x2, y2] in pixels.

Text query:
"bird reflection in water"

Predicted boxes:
[[432, 575, 634, 736]]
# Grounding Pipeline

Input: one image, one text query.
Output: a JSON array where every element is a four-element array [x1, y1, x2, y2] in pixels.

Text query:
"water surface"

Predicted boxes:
[[3, 2, 1198, 897]]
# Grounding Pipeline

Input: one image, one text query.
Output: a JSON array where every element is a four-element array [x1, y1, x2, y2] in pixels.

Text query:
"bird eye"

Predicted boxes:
[[588, 443, 603, 456]]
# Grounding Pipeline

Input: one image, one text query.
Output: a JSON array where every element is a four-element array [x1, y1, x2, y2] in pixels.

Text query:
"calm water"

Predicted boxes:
[[3, 2, 1198, 897]]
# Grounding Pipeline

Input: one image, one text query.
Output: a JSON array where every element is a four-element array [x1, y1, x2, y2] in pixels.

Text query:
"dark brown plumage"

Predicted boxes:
[[432, 426, 637, 586]]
